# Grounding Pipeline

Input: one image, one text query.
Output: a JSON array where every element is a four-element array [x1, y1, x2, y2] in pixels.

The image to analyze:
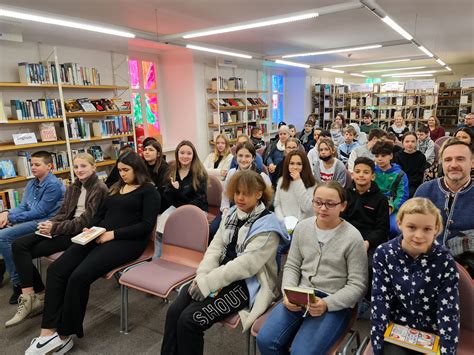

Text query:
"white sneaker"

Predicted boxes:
[[25, 332, 62, 355], [52, 336, 73, 354]]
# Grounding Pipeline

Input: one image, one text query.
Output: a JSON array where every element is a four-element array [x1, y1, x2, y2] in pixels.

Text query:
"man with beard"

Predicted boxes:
[[415, 138, 474, 249]]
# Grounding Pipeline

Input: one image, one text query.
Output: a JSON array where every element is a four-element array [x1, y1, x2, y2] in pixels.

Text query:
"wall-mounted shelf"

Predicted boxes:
[[65, 110, 131, 118]]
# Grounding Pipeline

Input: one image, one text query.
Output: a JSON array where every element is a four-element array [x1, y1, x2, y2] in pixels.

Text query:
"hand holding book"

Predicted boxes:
[[95, 230, 114, 244]]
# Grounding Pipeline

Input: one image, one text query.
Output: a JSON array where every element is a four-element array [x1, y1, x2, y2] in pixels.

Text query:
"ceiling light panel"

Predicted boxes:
[[331, 58, 411, 68], [283, 44, 382, 58], [186, 45, 252, 59], [362, 66, 426, 73], [418, 46, 434, 57], [381, 16, 413, 40], [323, 68, 344, 73], [274, 60, 310, 68]]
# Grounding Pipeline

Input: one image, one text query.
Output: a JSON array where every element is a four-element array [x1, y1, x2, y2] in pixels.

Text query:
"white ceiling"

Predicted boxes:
[[0, 0, 473, 73]]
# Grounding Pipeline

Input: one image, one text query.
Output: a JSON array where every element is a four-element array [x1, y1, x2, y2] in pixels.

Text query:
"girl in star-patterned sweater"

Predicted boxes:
[[370, 198, 459, 355]]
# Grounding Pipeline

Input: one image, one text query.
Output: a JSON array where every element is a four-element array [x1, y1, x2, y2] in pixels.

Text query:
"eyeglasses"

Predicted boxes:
[[312, 199, 342, 209]]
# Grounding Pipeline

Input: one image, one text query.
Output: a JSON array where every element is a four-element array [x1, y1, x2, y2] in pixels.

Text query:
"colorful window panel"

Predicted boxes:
[[142, 61, 156, 90], [145, 93, 160, 136], [129, 60, 139, 89], [132, 93, 143, 125], [272, 75, 284, 124]]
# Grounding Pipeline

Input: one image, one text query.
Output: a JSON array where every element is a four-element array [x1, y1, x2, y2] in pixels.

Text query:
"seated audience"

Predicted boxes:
[[230, 134, 264, 171], [360, 113, 378, 134], [307, 129, 330, 168], [142, 139, 169, 196], [330, 121, 344, 147], [427, 116, 446, 142], [457, 112, 474, 134], [161, 170, 289, 355], [387, 116, 409, 142], [288, 124, 297, 138], [383, 132, 403, 156], [271, 137, 300, 189], [25, 151, 160, 354], [263, 125, 290, 177], [338, 125, 359, 164], [370, 198, 459, 355], [298, 119, 316, 152], [250, 127, 265, 150], [104, 144, 134, 188], [372, 141, 409, 238], [7, 153, 108, 327], [415, 138, 474, 275], [274, 150, 316, 222], [313, 138, 347, 186], [257, 182, 368, 354], [347, 128, 386, 172], [203, 133, 233, 182], [0, 151, 65, 304], [416, 125, 435, 166], [348, 122, 368, 145], [394, 132, 427, 197], [454, 127, 474, 147]]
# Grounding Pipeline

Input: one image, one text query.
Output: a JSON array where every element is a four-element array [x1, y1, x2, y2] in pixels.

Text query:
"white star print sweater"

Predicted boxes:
[[370, 236, 460, 355]]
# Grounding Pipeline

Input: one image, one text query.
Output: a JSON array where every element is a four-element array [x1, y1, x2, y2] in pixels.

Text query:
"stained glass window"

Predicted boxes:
[[142, 61, 156, 90], [272, 74, 284, 124], [129, 60, 139, 89], [145, 93, 160, 136], [132, 93, 142, 125]]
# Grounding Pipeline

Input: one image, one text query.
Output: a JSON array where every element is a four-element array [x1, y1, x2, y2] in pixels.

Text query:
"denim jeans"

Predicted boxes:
[[257, 301, 352, 355], [0, 220, 40, 286]]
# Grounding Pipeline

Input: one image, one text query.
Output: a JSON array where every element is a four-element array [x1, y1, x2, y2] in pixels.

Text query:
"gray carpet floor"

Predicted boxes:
[[0, 262, 370, 354]]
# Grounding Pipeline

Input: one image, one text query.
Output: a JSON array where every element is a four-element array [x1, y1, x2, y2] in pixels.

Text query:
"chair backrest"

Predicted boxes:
[[207, 175, 223, 208], [257, 147, 265, 157], [162, 205, 209, 268], [231, 145, 237, 156], [456, 262, 474, 331], [344, 169, 352, 188], [435, 135, 449, 146], [433, 143, 440, 163], [261, 164, 269, 175]]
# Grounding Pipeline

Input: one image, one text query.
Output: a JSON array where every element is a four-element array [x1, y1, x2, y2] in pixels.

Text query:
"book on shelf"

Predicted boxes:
[[64, 100, 83, 113], [283, 286, 317, 307], [0, 189, 21, 210], [384, 322, 440, 354], [50, 151, 70, 172], [460, 96, 468, 104], [111, 98, 131, 111], [16, 152, 33, 178], [76, 98, 97, 112], [0, 93, 6, 122], [0, 160, 16, 180], [90, 116, 133, 137], [10, 99, 62, 120], [87, 146, 104, 162], [423, 109, 434, 120], [39, 123, 58, 142], [71, 226, 106, 245]]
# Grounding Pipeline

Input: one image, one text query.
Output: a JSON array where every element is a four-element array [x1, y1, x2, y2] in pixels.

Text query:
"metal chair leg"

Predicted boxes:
[[123, 285, 129, 334]]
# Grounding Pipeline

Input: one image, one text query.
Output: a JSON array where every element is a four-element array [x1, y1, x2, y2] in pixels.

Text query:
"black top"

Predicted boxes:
[[91, 183, 160, 242], [341, 181, 390, 250], [387, 126, 410, 141], [162, 170, 208, 212], [394, 150, 426, 192], [146, 159, 169, 197], [104, 165, 120, 188]]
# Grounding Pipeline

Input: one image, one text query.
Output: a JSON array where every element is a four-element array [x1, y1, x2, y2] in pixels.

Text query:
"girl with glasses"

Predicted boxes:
[[257, 181, 368, 354]]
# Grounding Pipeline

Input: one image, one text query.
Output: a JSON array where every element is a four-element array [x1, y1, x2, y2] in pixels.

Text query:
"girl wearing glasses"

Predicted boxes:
[[257, 181, 368, 354]]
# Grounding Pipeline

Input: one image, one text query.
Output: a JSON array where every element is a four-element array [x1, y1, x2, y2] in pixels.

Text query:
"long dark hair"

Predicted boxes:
[[169, 140, 207, 191], [281, 150, 315, 191], [143, 139, 164, 174], [110, 151, 151, 195]]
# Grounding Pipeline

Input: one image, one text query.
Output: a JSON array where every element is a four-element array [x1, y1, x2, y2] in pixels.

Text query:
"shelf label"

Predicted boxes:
[[349, 83, 373, 93], [13, 132, 38, 145], [461, 77, 474, 88], [406, 79, 436, 90], [381, 81, 405, 92]]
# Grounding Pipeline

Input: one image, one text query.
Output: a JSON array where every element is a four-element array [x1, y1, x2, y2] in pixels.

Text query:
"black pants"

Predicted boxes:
[[161, 279, 250, 355], [12, 233, 73, 293], [383, 342, 419, 354], [41, 240, 145, 338]]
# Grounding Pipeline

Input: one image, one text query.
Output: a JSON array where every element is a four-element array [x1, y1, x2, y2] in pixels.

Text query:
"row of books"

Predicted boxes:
[[67, 116, 133, 140], [15, 151, 70, 178], [10, 99, 63, 120], [211, 77, 245, 91], [213, 123, 268, 141], [0, 160, 16, 180], [209, 97, 267, 109], [18, 61, 101, 86], [0, 189, 21, 210], [64, 97, 130, 113], [212, 108, 267, 125]]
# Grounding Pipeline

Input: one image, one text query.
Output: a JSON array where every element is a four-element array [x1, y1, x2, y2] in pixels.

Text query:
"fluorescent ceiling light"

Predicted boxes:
[[331, 58, 411, 68], [183, 12, 318, 38], [283, 44, 382, 58], [362, 66, 426, 73], [186, 44, 252, 59], [0, 8, 135, 38], [436, 58, 446, 66], [274, 59, 310, 69], [445, 66, 452, 71], [382, 16, 413, 40], [381, 70, 437, 77], [350, 73, 367, 77], [391, 74, 434, 78], [323, 68, 344, 73], [418, 46, 434, 57]]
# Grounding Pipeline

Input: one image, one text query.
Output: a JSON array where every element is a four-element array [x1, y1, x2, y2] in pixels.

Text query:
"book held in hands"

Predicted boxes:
[[71, 227, 106, 245], [384, 322, 440, 354], [283, 286, 317, 307]]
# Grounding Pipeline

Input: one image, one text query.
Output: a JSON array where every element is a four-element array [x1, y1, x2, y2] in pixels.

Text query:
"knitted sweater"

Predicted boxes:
[[429, 126, 446, 142], [374, 163, 409, 212], [282, 217, 368, 311], [203, 153, 233, 181], [312, 158, 347, 187], [49, 173, 108, 236], [347, 144, 375, 172], [370, 237, 459, 355], [274, 179, 316, 221], [360, 122, 379, 134], [415, 178, 474, 245], [341, 182, 390, 249], [417, 138, 436, 165]]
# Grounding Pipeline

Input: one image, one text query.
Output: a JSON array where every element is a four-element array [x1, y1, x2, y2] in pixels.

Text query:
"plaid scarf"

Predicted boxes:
[[222, 202, 266, 252]]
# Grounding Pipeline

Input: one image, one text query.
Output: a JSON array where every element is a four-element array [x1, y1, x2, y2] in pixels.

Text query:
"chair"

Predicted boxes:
[[118, 205, 209, 333], [435, 135, 450, 146], [207, 175, 223, 224], [357, 263, 473, 355], [257, 147, 265, 157], [344, 169, 353, 188]]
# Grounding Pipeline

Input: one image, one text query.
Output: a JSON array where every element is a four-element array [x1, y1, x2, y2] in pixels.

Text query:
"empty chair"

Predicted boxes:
[[207, 175, 223, 223], [118, 205, 209, 333]]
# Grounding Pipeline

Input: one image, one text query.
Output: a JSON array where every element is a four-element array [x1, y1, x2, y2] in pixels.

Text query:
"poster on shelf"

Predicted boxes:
[[349, 83, 373, 93], [460, 78, 474, 88], [406, 79, 436, 90], [382, 82, 405, 92]]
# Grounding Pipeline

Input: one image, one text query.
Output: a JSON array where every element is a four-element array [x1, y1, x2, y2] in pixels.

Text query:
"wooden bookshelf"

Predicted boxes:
[[0, 82, 128, 90], [65, 110, 131, 118], [0, 140, 68, 152], [1, 118, 64, 124], [208, 122, 247, 128], [207, 89, 267, 94], [70, 134, 133, 143], [212, 105, 268, 112], [0, 176, 28, 185], [209, 138, 238, 145]]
